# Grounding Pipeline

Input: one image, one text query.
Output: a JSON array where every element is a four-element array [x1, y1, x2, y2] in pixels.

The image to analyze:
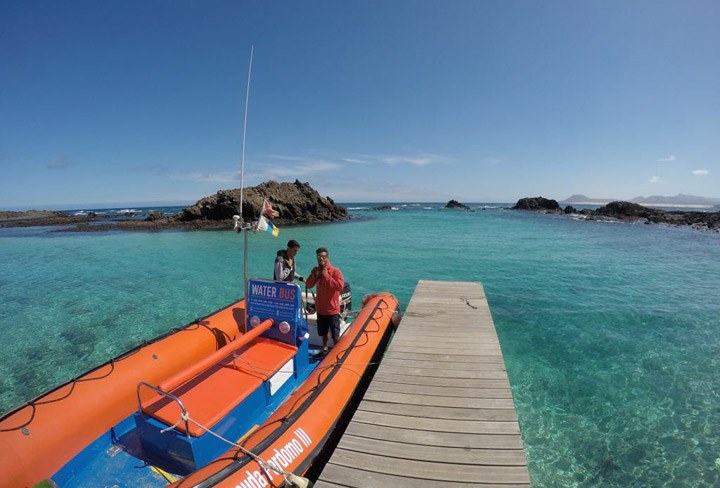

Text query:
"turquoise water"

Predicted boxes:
[[1, 205, 719, 486]]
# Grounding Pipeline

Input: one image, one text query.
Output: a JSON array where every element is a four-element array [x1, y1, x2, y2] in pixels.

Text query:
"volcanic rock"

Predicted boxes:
[[0, 210, 93, 228], [594, 201, 660, 219], [512, 197, 561, 212], [445, 200, 470, 210], [176, 180, 347, 225]]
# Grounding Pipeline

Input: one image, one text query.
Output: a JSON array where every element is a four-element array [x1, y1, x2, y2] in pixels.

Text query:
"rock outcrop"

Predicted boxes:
[[586, 201, 720, 231], [594, 201, 660, 219], [0, 210, 93, 228], [176, 180, 347, 225], [511, 197, 720, 232], [2, 181, 348, 232], [445, 200, 470, 210], [512, 197, 561, 212]]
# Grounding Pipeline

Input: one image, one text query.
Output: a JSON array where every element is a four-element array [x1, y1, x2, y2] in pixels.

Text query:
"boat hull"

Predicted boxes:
[[0, 293, 399, 488], [174, 292, 398, 488]]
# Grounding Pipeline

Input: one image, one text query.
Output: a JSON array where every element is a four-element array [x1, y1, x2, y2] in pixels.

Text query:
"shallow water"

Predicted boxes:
[[1, 205, 719, 486]]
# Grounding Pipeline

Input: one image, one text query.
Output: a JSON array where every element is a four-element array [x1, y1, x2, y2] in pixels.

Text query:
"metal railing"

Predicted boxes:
[[136, 382, 191, 437]]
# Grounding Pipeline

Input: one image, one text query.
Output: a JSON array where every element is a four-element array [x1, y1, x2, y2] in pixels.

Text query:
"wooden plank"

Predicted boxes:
[[371, 366, 508, 380], [381, 352, 507, 365], [350, 410, 521, 434], [335, 434, 528, 465], [316, 280, 529, 486], [325, 449, 531, 484], [368, 380, 513, 399], [372, 371, 511, 388], [315, 463, 531, 488], [343, 422, 524, 449], [394, 336, 502, 345], [389, 345, 502, 356], [358, 400, 519, 422], [362, 390, 516, 408]]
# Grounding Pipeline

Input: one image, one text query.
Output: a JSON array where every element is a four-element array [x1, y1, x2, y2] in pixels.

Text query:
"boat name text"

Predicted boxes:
[[235, 428, 313, 488]]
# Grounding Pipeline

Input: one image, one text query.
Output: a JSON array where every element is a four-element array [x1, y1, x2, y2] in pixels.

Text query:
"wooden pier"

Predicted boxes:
[[314, 280, 530, 487]]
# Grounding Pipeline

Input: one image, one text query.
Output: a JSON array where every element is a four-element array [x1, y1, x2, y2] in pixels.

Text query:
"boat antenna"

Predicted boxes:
[[239, 44, 253, 221], [239, 44, 254, 328]]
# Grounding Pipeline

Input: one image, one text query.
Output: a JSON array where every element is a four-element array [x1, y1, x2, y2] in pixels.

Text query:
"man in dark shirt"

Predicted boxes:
[[274, 239, 304, 283]]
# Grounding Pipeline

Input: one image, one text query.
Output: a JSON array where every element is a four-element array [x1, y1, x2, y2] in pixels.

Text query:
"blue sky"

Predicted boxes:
[[1, 0, 718, 208]]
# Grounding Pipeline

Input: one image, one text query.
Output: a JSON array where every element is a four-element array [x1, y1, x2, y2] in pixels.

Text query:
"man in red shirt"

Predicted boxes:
[[305, 247, 344, 356]]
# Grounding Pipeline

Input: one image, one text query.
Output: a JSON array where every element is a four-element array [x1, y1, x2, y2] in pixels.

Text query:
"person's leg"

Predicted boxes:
[[330, 314, 340, 346], [317, 315, 330, 353]]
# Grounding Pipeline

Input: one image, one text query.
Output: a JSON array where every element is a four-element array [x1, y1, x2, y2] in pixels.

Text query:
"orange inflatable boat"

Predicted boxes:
[[0, 279, 399, 488]]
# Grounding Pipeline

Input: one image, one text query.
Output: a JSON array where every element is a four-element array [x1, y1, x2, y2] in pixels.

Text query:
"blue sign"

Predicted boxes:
[[247, 279, 304, 346]]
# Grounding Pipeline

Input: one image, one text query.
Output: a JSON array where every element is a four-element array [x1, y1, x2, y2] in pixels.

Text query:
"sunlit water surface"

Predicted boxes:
[[1, 205, 719, 486]]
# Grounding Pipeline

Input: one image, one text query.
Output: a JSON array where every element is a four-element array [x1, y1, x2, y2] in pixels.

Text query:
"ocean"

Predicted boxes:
[[1, 203, 719, 486]]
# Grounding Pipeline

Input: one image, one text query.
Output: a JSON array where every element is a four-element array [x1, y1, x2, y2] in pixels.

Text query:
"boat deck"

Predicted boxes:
[[314, 280, 530, 487]]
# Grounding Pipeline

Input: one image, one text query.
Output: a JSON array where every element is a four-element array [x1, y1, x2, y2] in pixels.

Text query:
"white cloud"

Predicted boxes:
[[341, 157, 371, 165], [649, 176, 662, 183], [177, 150, 452, 184], [178, 156, 343, 184], [319, 180, 452, 202], [657, 155, 676, 162], [181, 171, 240, 183], [341, 152, 451, 167], [379, 154, 445, 166], [248, 160, 340, 180], [692, 169, 709, 176]]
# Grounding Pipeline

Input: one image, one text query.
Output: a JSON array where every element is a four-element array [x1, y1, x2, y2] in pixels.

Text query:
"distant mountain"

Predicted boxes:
[[561, 193, 720, 207], [561, 194, 613, 204], [629, 194, 720, 206]]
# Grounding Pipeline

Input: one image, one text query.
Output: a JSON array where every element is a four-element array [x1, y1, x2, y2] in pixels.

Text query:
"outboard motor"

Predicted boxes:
[[340, 282, 352, 317], [304, 282, 352, 318]]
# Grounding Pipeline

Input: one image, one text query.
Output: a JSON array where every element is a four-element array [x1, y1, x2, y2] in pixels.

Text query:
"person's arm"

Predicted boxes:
[[324, 267, 344, 292], [305, 267, 319, 288], [274, 257, 292, 281]]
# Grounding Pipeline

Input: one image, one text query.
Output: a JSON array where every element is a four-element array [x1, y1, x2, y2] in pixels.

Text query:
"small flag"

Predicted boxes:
[[257, 214, 279, 237], [262, 199, 280, 218]]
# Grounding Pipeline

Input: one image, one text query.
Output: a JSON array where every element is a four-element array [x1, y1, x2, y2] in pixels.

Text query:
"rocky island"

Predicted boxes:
[[0, 210, 95, 227], [512, 196, 720, 232], [0, 181, 348, 232], [445, 200, 470, 210]]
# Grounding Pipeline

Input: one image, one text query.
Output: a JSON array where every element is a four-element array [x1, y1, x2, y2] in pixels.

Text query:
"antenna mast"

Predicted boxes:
[[239, 44, 254, 220], [240, 45, 254, 325]]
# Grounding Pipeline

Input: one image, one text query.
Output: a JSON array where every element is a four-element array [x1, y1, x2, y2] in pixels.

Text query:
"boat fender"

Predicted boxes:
[[391, 311, 402, 327], [286, 473, 313, 488]]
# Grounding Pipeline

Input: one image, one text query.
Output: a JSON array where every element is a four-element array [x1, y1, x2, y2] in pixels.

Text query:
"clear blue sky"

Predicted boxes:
[[1, 0, 718, 208]]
